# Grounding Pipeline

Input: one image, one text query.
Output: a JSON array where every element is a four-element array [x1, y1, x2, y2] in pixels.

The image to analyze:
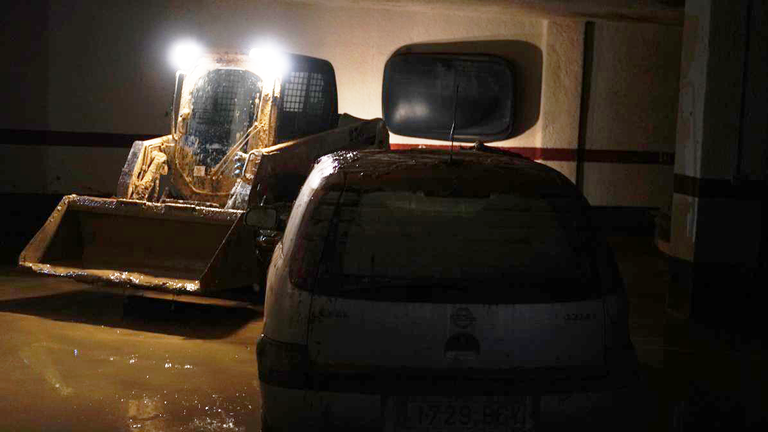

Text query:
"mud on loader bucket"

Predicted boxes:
[[19, 195, 260, 299]]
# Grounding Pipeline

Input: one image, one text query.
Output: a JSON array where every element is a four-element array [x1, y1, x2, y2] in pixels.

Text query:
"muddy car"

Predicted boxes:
[[254, 148, 638, 431]]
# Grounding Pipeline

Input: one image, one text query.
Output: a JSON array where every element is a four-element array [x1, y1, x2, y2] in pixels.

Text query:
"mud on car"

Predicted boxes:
[[255, 148, 638, 431]]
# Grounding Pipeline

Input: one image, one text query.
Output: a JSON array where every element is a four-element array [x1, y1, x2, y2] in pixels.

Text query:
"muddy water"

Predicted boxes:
[[0, 270, 262, 431]]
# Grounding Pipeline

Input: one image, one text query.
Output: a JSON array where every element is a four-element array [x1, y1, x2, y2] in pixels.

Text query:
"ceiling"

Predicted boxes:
[[286, 0, 685, 25]]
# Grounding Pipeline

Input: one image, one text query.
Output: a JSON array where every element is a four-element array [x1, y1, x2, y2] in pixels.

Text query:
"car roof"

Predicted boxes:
[[317, 148, 586, 202]]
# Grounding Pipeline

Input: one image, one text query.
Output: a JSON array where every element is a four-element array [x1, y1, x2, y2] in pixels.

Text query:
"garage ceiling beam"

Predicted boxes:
[[287, 0, 684, 26]]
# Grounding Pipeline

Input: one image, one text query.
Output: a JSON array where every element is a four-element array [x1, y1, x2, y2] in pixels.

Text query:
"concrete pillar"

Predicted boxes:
[[667, 0, 767, 332]]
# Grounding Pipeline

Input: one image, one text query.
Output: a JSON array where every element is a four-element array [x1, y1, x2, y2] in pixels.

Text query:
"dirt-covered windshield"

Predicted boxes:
[[289, 151, 603, 304], [183, 68, 262, 167]]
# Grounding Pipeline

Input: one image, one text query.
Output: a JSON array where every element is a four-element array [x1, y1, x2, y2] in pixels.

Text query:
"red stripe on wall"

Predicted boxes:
[[0, 129, 675, 165], [390, 143, 675, 165]]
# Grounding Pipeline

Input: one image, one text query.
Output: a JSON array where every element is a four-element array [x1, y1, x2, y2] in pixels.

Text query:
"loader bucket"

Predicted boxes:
[[19, 195, 261, 295]]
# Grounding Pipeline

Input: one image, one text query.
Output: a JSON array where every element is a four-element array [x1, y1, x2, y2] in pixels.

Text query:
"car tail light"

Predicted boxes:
[[604, 294, 630, 346], [288, 207, 335, 290], [256, 334, 310, 389], [603, 293, 636, 375], [288, 237, 321, 290]]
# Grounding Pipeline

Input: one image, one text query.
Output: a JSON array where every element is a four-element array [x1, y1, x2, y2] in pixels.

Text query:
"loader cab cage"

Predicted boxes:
[[183, 68, 262, 167], [276, 55, 338, 143]]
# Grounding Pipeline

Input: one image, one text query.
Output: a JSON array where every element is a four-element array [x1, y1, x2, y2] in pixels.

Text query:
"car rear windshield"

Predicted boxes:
[[296, 184, 602, 304]]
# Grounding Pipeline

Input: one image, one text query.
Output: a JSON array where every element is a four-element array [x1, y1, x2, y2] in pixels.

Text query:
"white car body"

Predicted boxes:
[[258, 149, 637, 431]]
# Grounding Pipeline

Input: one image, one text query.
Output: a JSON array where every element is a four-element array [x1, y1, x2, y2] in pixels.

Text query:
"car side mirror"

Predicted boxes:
[[244, 207, 277, 230]]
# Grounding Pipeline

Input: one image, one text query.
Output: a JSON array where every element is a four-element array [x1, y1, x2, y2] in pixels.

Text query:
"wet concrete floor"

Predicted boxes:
[[0, 236, 765, 431]]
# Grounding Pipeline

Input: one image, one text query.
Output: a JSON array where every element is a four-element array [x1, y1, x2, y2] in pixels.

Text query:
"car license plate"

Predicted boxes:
[[384, 395, 533, 432]]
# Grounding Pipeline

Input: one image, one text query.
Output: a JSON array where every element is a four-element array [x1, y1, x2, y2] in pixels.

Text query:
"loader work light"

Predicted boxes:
[[249, 44, 290, 79], [170, 40, 203, 71]]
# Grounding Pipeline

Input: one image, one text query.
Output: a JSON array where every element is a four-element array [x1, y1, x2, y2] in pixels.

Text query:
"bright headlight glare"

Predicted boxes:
[[249, 45, 290, 79], [170, 41, 203, 71]]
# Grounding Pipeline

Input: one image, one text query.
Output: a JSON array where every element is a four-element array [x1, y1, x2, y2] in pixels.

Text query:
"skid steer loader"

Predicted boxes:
[[19, 49, 389, 303]]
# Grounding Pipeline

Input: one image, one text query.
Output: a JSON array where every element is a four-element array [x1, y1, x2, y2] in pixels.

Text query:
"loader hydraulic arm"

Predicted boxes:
[[247, 116, 389, 207], [116, 136, 174, 201]]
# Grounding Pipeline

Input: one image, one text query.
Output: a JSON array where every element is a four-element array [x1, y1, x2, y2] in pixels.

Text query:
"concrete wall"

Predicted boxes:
[[1, 0, 682, 207]]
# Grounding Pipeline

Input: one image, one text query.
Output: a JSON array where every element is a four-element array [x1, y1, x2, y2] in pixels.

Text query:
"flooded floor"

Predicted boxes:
[[0, 272, 263, 432], [0, 236, 765, 431]]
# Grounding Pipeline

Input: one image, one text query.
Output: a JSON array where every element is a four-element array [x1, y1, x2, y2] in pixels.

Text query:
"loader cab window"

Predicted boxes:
[[184, 68, 262, 167], [276, 56, 338, 143]]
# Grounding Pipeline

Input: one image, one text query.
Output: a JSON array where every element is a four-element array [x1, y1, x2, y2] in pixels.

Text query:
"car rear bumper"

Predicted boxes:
[[259, 355, 639, 396], [261, 381, 639, 432], [258, 336, 640, 430]]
